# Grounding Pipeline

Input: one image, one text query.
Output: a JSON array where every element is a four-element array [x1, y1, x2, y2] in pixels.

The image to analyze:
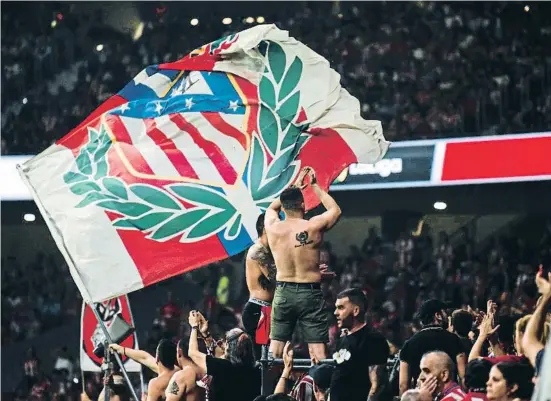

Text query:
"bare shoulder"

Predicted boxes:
[[174, 366, 196, 381], [307, 215, 326, 230], [169, 366, 197, 393], [148, 377, 163, 394], [181, 365, 198, 382], [247, 243, 262, 259], [248, 243, 272, 264], [265, 217, 284, 231]]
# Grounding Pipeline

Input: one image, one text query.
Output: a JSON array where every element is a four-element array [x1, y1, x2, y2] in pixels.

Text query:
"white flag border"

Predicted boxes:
[[17, 160, 95, 303]]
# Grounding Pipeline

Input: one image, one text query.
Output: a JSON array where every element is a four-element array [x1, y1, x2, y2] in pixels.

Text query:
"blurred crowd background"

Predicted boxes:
[[2, 1, 551, 401], [2, 1, 551, 155]]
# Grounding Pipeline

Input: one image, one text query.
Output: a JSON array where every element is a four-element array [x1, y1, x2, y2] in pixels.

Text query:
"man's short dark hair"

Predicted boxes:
[[177, 338, 189, 359], [465, 359, 492, 391], [157, 339, 177, 369], [337, 288, 367, 321], [451, 310, 473, 337], [280, 187, 304, 211], [417, 299, 447, 326], [256, 213, 265, 237]]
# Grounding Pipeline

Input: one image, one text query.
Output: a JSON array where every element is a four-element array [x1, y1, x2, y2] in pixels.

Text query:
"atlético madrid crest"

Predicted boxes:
[[80, 296, 140, 371], [62, 34, 311, 248]]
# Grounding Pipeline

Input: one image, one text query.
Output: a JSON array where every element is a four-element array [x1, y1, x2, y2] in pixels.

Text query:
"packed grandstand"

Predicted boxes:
[[1, 2, 550, 401]]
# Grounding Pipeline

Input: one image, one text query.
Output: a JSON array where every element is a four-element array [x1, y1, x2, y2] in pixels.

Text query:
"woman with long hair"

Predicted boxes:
[[188, 310, 260, 401], [486, 362, 534, 401]]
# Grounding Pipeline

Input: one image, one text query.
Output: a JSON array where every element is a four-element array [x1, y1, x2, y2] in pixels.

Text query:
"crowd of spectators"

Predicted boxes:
[[1, 253, 80, 345], [3, 2, 551, 400], [6, 214, 550, 400], [2, 2, 551, 155]]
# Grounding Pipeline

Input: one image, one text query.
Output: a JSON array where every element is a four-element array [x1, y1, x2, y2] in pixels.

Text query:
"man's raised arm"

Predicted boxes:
[[264, 199, 282, 230], [310, 178, 341, 231], [109, 344, 158, 374], [522, 269, 551, 367]]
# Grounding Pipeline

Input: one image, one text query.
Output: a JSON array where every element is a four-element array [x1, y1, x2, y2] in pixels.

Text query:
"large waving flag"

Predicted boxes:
[[18, 24, 389, 302]]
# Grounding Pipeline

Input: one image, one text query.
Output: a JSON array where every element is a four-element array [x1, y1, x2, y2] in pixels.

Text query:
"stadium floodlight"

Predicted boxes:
[[256, 16, 265, 23], [222, 17, 232, 25], [190, 18, 199, 26], [24, 213, 36, 222], [433, 201, 447, 211]]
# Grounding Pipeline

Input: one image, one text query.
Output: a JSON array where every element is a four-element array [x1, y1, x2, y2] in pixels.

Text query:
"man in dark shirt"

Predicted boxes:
[[331, 288, 389, 401], [449, 309, 474, 355], [399, 299, 466, 395]]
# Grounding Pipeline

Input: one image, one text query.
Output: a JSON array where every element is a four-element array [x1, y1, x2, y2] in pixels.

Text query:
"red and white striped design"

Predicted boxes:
[[441, 386, 466, 401], [105, 112, 248, 187]]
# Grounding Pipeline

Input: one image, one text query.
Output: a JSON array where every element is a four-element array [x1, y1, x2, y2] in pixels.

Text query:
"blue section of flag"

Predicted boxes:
[[201, 71, 240, 101], [242, 156, 251, 187], [109, 94, 245, 118], [159, 69, 181, 81], [117, 66, 181, 102], [112, 67, 246, 118], [217, 223, 253, 256]]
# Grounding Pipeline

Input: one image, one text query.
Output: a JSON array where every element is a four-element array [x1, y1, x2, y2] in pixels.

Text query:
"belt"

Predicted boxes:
[[248, 298, 272, 307], [276, 281, 321, 290]]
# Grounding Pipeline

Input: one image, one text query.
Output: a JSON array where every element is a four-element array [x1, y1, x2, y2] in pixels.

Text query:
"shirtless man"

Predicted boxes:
[[165, 338, 206, 401], [242, 213, 277, 360], [265, 167, 341, 360], [110, 340, 178, 401], [243, 213, 337, 361]]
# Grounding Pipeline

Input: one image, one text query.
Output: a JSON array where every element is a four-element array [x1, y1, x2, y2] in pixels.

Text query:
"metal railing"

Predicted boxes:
[[256, 346, 336, 396]]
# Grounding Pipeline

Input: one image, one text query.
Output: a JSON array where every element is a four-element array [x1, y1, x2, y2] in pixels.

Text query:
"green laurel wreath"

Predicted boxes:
[[63, 126, 242, 242], [249, 41, 311, 210], [63, 40, 312, 242]]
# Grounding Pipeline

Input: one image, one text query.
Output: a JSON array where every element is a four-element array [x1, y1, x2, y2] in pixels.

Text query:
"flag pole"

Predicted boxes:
[[89, 302, 141, 401], [102, 341, 111, 401]]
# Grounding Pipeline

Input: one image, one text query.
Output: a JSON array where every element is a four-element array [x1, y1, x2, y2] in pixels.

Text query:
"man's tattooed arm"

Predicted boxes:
[[250, 246, 277, 289], [168, 380, 179, 395], [250, 247, 275, 275], [368, 364, 386, 400], [250, 246, 273, 267]]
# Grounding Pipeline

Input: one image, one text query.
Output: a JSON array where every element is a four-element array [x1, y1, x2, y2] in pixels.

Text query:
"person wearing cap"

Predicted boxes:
[[463, 358, 492, 401], [289, 363, 334, 401], [399, 299, 466, 395], [331, 288, 389, 401]]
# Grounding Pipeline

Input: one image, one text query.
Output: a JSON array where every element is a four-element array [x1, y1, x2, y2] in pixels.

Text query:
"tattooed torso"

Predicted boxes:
[[250, 245, 276, 291], [246, 243, 277, 297]]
